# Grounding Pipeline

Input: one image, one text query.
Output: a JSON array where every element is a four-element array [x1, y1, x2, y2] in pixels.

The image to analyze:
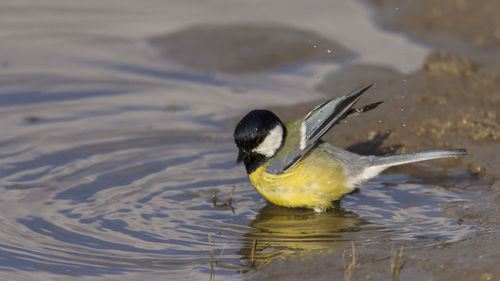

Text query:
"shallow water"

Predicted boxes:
[[0, 1, 491, 280], [0, 128, 486, 280]]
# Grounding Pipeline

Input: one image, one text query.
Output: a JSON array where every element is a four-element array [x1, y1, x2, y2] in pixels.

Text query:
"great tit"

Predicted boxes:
[[234, 85, 467, 212]]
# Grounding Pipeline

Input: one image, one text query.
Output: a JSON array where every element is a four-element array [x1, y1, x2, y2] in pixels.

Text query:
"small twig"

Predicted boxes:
[[250, 239, 257, 267], [390, 244, 404, 281], [390, 243, 395, 281], [208, 235, 228, 281], [228, 186, 235, 206], [209, 234, 214, 281], [351, 242, 356, 271], [212, 186, 236, 213], [344, 242, 357, 281], [212, 193, 217, 206], [396, 246, 404, 279], [215, 243, 227, 263], [342, 249, 347, 270]]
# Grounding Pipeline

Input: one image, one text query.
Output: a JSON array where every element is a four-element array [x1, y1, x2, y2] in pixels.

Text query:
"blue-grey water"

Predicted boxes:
[[0, 1, 488, 280]]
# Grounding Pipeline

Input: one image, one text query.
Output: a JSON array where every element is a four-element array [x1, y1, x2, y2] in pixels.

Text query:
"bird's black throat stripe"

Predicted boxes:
[[243, 152, 268, 174]]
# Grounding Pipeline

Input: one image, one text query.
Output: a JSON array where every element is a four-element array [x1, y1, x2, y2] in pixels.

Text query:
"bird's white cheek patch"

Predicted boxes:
[[253, 125, 283, 157]]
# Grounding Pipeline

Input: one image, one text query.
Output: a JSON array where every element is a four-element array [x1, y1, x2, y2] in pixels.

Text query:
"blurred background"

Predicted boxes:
[[0, 1, 499, 280]]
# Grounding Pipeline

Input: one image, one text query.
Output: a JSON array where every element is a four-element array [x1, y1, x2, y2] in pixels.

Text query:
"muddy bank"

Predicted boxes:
[[248, 230, 500, 281], [361, 0, 500, 177]]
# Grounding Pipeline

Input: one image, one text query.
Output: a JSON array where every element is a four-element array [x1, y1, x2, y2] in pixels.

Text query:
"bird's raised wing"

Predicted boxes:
[[265, 84, 374, 174]]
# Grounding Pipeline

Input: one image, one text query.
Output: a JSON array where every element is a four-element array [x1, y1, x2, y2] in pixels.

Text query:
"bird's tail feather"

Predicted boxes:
[[341, 147, 466, 187], [370, 149, 467, 169]]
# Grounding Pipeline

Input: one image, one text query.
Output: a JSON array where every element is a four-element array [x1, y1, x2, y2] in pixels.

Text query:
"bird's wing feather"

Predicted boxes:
[[265, 84, 373, 174]]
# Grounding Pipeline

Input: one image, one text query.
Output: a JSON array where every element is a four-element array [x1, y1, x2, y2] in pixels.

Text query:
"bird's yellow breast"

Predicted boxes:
[[248, 148, 350, 211]]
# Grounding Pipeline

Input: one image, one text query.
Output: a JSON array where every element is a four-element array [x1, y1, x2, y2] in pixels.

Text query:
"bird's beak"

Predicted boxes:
[[236, 149, 245, 164]]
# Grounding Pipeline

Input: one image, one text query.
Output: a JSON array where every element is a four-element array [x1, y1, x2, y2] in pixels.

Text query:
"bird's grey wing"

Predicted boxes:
[[301, 84, 373, 151], [265, 84, 373, 174]]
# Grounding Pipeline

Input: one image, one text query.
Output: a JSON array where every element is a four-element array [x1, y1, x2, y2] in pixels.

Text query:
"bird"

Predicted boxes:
[[233, 84, 467, 213]]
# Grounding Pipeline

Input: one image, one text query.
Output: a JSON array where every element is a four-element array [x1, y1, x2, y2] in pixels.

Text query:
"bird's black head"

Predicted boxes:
[[234, 110, 286, 173]]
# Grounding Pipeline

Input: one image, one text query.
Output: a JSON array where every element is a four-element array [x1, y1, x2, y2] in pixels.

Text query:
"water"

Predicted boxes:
[[0, 130, 483, 280], [0, 1, 487, 280]]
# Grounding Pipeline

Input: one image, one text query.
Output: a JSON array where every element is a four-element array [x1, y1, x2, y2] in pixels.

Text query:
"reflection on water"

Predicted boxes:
[[240, 204, 368, 266]]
